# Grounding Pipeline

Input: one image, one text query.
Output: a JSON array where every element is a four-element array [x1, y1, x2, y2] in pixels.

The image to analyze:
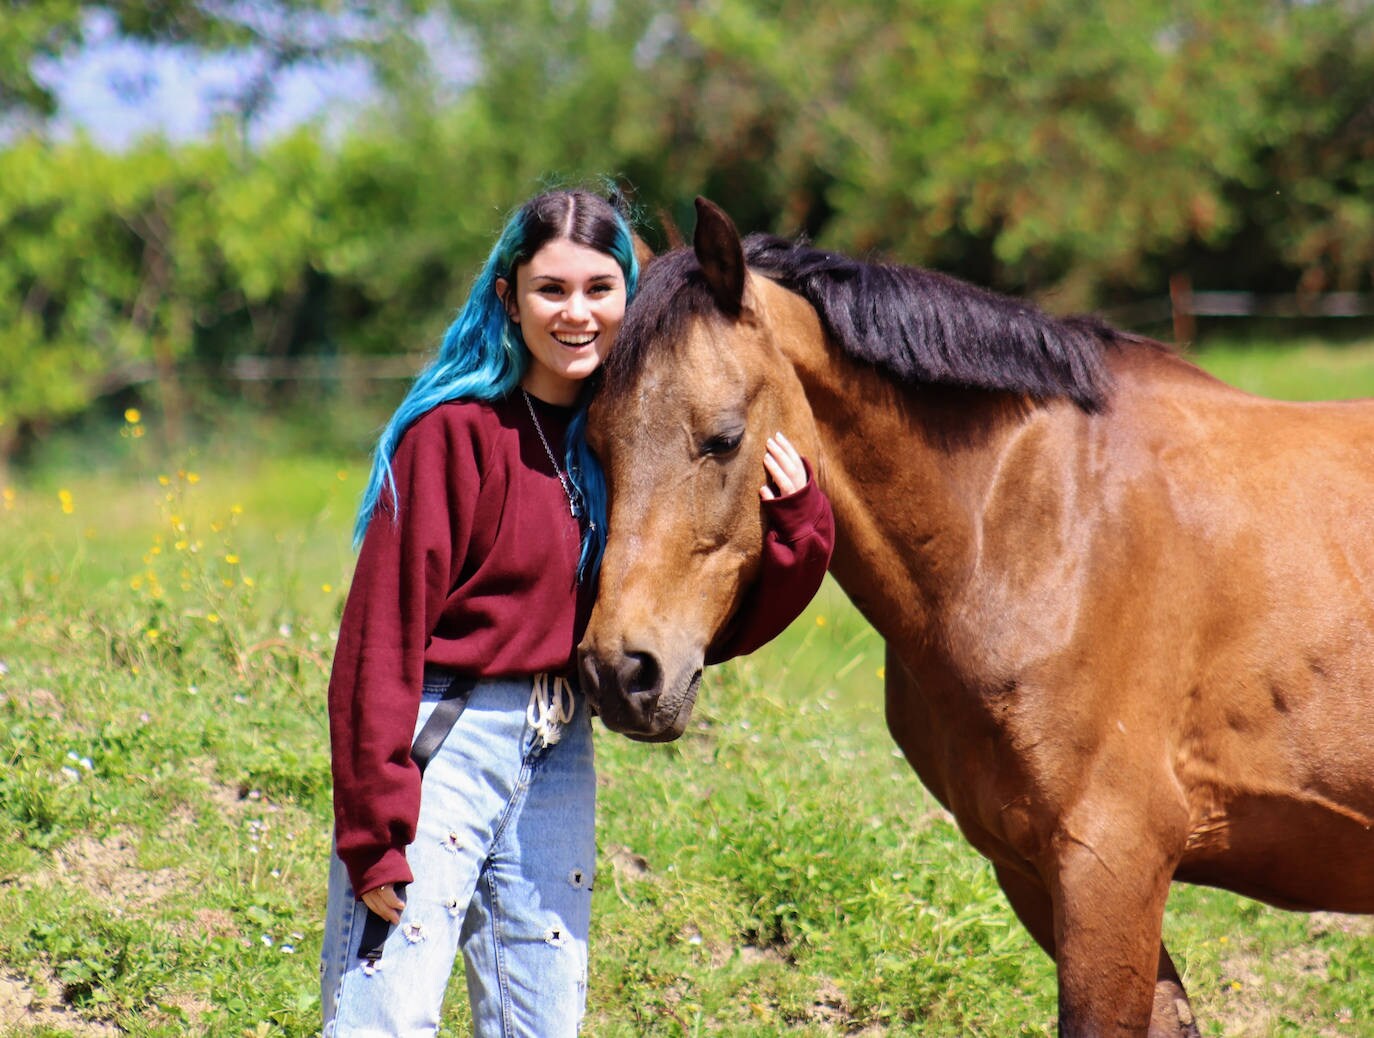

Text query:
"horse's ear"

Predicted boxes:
[[657, 206, 685, 250], [632, 231, 655, 271], [693, 196, 745, 317]]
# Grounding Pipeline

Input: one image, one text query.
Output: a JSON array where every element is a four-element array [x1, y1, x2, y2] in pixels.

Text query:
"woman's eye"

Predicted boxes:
[[538, 285, 564, 297], [701, 431, 744, 458]]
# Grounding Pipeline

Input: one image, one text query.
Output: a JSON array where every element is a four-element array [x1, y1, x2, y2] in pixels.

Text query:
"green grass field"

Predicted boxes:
[[2, 339, 1373, 1036]]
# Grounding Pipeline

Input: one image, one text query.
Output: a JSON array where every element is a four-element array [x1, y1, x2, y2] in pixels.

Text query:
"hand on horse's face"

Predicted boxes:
[[761, 432, 808, 501]]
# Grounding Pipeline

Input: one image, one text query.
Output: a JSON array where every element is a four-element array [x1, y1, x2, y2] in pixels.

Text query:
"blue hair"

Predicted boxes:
[[354, 189, 637, 586], [565, 403, 609, 583]]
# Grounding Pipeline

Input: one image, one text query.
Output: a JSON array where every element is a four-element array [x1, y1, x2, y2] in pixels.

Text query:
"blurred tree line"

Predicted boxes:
[[2, 0, 1373, 464]]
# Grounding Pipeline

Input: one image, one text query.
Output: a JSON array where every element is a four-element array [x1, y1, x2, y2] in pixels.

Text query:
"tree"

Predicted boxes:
[[1, 0, 425, 133]]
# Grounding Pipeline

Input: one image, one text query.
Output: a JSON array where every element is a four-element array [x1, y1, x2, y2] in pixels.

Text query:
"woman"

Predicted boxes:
[[321, 188, 833, 1036]]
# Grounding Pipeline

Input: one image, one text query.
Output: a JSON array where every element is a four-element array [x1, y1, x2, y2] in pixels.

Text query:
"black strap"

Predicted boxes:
[[410, 676, 475, 774], [357, 882, 404, 965], [357, 673, 475, 962]]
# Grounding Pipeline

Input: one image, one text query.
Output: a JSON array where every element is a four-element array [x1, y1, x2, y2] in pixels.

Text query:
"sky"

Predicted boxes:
[[34, 10, 378, 149]]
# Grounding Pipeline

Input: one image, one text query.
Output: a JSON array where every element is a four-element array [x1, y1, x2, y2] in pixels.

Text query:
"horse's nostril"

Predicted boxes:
[[619, 651, 661, 698]]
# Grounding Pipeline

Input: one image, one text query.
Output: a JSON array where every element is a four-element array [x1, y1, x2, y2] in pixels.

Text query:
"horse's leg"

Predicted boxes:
[[995, 863, 1199, 1038], [1050, 809, 1183, 1038], [1149, 946, 1201, 1038]]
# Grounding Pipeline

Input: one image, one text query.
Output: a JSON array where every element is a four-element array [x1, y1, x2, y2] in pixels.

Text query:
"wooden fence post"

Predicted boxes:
[[1170, 273, 1196, 347]]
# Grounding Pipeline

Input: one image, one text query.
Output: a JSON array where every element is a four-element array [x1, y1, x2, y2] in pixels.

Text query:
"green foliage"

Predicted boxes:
[[5, 1, 1374, 462]]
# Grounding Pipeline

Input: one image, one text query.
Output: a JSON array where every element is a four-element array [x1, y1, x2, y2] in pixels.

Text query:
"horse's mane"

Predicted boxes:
[[608, 233, 1150, 412]]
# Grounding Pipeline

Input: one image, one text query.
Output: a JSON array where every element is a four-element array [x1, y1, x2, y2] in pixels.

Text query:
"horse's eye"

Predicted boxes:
[[700, 431, 744, 458]]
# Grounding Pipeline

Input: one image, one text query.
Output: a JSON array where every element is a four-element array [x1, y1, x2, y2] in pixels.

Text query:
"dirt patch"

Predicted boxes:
[[28, 829, 187, 911], [605, 844, 651, 881], [1, 684, 65, 720], [1216, 929, 1355, 1038], [1307, 912, 1374, 939], [0, 970, 119, 1036]]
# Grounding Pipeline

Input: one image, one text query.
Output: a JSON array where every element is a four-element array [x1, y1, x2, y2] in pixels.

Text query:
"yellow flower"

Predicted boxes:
[[145, 628, 161, 642], [876, 666, 886, 681], [224, 553, 240, 565], [322, 583, 334, 593], [158, 475, 170, 486], [2, 487, 14, 510], [124, 408, 141, 424], [186, 472, 200, 484], [242, 576, 256, 588], [58, 489, 74, 515], [230, 503, 244, 515], [130, 576, 144, 591], [815, 615, 827, 627], [207, 613, 220, 624]]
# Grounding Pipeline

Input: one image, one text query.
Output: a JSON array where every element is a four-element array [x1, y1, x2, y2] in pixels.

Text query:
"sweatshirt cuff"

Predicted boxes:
[[342, 844, 414, 899], [760, 459, 827, 544]]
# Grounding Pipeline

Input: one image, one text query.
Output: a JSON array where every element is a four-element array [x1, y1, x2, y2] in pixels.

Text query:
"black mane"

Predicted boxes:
[[608, 234, 1142, 412]]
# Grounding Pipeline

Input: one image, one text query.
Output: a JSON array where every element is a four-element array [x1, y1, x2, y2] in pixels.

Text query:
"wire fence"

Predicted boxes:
[[1098, 277, 1374, 345], [97, 288, 1374, 395]]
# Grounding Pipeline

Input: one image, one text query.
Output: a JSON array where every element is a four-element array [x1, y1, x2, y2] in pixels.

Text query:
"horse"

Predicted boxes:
[[577, 198, 1374, 1036]]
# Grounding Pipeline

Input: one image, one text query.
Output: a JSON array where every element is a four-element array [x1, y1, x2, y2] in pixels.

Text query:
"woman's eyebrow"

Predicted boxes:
[[528, 272, 620, 284]]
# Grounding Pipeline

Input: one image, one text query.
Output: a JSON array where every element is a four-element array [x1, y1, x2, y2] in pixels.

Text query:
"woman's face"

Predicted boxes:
[[498, 237, 627, 406]]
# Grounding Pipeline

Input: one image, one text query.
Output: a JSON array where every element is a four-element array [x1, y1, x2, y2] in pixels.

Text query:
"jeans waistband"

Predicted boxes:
[[421, 667, 579, 695]]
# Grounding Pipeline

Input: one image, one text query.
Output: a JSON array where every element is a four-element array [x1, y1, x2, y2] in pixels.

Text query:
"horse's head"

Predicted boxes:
[[578, 198, 822, 741]]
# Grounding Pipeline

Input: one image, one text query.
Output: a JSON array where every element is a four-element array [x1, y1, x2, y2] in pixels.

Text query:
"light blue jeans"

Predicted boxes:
[[321, 673, 596, 1037]]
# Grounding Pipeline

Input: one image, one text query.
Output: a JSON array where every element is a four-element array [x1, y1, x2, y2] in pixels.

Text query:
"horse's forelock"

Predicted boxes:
[[601, 248, 722, 398]]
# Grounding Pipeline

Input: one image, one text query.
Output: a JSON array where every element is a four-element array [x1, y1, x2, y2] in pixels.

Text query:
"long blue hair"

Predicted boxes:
[[354, 189, 638, 581]]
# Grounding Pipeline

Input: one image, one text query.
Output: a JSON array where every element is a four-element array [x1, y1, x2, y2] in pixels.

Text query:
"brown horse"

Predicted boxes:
[[578, 198, 1374, 1036]]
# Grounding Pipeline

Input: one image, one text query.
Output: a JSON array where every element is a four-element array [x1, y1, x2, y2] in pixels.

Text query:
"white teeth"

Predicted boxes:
[[554, 332, 596, 346]]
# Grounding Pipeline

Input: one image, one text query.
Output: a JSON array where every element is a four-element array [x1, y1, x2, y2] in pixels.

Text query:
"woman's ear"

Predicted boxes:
[[494, 277, 519, 323]]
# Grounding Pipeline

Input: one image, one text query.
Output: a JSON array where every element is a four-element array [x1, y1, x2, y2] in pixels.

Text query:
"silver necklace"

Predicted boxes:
[[521, 389, 592, 529]]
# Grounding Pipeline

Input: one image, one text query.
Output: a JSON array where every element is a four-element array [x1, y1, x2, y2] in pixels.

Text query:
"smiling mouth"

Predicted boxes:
[[553, 332, 598, 347]]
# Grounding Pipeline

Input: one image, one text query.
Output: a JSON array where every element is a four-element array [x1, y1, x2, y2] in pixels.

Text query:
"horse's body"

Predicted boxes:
[[578, 199, 1374, 1036]]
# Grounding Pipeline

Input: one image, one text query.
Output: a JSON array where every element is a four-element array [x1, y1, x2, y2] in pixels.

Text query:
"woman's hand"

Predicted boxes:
[[760, 432, 808, 501], [362, 883, 406, 924]]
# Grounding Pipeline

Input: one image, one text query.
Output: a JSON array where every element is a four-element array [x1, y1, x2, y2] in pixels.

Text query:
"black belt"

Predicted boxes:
[[358, 670, 476, 965]]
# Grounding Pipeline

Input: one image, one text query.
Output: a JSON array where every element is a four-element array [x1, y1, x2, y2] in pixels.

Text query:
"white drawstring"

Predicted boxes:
[[527, 673, 576, 747]]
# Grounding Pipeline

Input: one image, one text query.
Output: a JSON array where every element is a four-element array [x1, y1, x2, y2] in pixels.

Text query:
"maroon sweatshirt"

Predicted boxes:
[[329, 395, 835, 895]]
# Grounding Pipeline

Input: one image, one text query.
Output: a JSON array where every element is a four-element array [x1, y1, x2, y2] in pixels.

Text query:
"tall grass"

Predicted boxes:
[[2, 345, 1372, 1036]]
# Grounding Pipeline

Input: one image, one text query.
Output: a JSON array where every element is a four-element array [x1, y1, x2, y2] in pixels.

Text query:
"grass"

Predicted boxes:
[[2, 340, 1373, 1036]]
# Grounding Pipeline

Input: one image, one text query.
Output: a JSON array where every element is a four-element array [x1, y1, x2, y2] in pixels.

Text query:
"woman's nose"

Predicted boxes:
[[564, 293, 589, 321]]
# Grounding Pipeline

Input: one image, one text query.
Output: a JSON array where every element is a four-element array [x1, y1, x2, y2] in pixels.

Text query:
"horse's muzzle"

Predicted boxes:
[[578, 647, 701, 742]]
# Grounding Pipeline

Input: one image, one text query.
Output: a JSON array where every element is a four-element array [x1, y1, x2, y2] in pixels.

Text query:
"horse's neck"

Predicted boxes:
[[772, 288, 1051, 653]]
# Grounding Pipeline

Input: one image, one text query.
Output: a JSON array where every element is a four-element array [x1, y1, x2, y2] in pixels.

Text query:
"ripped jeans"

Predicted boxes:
[[321, 673, 596, 1037]]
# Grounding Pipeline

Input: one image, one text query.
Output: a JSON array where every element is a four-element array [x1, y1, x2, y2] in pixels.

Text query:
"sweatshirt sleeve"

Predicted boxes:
[[706, 464, 835, 664], [328, 408, 480, 896]]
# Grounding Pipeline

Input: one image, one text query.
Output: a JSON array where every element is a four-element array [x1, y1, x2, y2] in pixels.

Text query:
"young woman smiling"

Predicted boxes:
[[320, 188, 834, 1036]]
